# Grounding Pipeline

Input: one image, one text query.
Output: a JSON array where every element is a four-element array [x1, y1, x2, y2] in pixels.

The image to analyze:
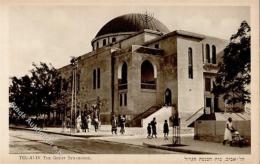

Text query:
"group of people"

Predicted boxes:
[[111, 115, 126, 135], [75, 114, 100, 133], [63, 113, 100, 133], [147, 117, 169, 140]]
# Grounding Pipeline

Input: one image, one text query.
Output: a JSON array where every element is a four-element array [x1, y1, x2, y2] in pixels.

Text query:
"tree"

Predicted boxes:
[[9, 75, 34, 115], [213, 21, 250, 108], [9, 62, 61, 117]]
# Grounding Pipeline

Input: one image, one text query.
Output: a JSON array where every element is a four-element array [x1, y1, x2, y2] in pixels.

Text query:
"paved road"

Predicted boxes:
[[10, 129, 179, 154]]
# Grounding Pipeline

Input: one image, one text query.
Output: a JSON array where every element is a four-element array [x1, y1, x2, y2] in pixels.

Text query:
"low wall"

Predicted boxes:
[[194, 120, 251, 143]]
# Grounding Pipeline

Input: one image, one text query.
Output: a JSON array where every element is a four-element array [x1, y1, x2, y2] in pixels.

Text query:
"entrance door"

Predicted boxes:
[[165, 88, 172, 106], [205, 98, 212, 114]]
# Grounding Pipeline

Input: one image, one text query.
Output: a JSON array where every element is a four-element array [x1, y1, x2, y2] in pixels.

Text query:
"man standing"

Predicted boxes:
[[151, 117, 157, 138], [111, 115, 118, 134], [94, 117, 99, 132], [119, 115, 126, 134], [163, 120, 169, 140]]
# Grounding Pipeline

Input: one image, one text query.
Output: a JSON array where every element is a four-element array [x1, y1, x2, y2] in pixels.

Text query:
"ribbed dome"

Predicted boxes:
[[95, 13, 170, 38]]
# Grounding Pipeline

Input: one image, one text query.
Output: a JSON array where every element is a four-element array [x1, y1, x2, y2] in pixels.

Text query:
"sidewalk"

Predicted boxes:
[[9, 125, 250, 154], [9, 124, 193, 137], [91, 135, 250, 154], [9, 125, 124, 138], [142, 137, 251, 154]]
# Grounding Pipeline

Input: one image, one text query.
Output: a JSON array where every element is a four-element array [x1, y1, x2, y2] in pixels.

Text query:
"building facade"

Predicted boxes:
[[58, 13, 228, 126]]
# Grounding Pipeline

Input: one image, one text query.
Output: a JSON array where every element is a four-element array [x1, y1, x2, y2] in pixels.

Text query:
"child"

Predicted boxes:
[[163, 120, 169, 140], [147, 123, 151, 139]]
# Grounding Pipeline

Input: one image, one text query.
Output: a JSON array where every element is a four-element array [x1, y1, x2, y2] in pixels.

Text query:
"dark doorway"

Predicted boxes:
[[165, 88, 172, 106], [205, 98, 212, 114], [214, 97, 219, 112]]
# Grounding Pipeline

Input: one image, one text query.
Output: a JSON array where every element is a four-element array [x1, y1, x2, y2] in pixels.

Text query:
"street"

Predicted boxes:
[[9, 129, 179, 154]]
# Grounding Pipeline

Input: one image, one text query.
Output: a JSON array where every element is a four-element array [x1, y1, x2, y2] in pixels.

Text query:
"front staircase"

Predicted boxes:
[[185, 107, 204, 127], [185, 107, 217, 127], [185, 107, 251, 127], [131, 106, 160, 127]]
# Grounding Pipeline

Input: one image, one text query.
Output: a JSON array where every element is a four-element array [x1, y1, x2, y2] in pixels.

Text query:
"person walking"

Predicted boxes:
[[223, 117, 235, 145], [151, 117, 157, 138], [120, 115, 126, 134], [111, 116, 118, 134], [147, 123, 152, 139], [76, 115, 82, 133], [86, 115, 91, 132], [163, 120, 169, 140], [81, 114, 87, 132], [93, 117, 99, 132]]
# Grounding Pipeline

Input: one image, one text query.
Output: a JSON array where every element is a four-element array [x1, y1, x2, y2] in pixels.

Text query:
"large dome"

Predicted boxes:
[[95, 13, 170, 37]]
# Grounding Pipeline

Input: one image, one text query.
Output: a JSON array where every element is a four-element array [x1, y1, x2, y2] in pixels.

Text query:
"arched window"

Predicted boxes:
[[141, 60, 156, 89], [121, 62, 127, 84], [93, 69, 96, 89], [206, 44, 210, 63], [97, 68, 100, 89], [188, 48, 193, 79], [118, 62, 127, 90], [103, 39, 106, 46], [112, 37, 116, 43], [212, 45, 216, 64]]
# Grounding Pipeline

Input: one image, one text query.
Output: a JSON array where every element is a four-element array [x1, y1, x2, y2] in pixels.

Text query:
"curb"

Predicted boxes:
[[9, 126, 114, 138], [142, 142, 216, 154]]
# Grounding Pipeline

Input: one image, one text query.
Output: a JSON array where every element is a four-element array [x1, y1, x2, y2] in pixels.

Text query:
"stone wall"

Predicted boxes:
[[59, 48, 113, 124], [194, 120, 251, 143], [130, 52, 162, 115], [201, 37, 228, 112], [177, 36, 204, 114]]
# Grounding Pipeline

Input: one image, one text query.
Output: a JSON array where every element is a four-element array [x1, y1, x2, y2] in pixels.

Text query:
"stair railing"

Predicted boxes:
[[185, 107, 204, 122]]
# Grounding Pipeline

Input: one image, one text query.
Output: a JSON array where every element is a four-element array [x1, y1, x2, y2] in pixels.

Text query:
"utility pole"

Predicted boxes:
[[70, 56, 79, 133]]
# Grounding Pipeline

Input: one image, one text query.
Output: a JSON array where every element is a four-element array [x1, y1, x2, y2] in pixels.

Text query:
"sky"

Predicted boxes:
[[8, 5, 250, 77]]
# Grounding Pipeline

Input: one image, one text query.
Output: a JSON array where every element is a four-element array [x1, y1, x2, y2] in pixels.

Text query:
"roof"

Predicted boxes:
[[143, 30, 206, 46], [95, 13, 170, 37]]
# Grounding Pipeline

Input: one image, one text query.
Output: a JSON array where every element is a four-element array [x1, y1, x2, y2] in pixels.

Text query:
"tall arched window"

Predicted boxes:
[[97, 68, 100, 88], [103, 39, 106, 46], [118, 62, 127, 90], [212, 45, 216, 64], [93, 69, 96, 89], [206, 44, 210, 63], [141, 60, 156, 89], [121, 62, 127, 84], [188, 48, 193, 79]]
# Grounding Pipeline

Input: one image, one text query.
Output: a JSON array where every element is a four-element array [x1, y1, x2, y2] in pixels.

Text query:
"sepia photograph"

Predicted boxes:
[[1, 0, 259, 163]]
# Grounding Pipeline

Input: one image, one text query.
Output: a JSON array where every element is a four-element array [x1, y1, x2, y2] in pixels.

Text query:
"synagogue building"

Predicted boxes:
[[58, 13, 229, 126]]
